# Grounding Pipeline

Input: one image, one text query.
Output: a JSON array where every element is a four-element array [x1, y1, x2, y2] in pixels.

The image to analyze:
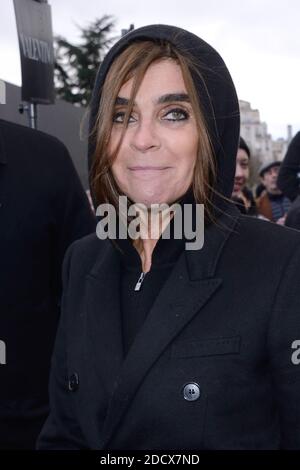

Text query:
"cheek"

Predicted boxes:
[[108, 128, 122, 159], [243, 169, 249, 180]]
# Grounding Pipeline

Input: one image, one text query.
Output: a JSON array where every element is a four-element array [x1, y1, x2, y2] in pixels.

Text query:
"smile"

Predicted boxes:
[[128, 166, 171, 171]]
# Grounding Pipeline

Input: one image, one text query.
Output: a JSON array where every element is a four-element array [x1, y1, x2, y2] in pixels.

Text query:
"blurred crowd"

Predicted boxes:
[[1, 114, 300, 449], [231, 132, 300, 230]]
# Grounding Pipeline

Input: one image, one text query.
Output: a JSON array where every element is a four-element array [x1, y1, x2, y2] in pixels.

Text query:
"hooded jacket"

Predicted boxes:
[[37, 25, 300, 450], [0, 119, 96, 449]]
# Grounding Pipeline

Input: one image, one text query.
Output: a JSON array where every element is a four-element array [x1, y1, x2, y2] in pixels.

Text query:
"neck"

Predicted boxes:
[[133, 238, 157, 273], [132, 205, 175, 273]]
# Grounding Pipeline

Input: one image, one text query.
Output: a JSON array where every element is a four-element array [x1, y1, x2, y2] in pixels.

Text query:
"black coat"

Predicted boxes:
[[0, 119, 96, 448], [37, 206, 300, 450]]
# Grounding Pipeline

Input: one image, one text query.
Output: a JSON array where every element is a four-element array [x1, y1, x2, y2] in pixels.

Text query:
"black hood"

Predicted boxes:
[[88, 24, 240, 208]]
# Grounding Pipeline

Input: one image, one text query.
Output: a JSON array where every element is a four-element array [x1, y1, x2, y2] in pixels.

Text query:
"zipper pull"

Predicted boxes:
[[134, 272, 146, 291]]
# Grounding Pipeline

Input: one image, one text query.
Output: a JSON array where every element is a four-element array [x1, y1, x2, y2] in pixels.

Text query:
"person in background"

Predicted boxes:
[[255, 182, 266, 199], [256, 161, 291, 224], [0, 119, 96, 449], [85, 189, 95, 213], [231, 137, 256, 215]]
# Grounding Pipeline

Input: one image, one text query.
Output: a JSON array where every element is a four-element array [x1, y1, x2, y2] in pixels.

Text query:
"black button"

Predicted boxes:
[[68, 372, 79, 392], [183, 382, 200, 401]]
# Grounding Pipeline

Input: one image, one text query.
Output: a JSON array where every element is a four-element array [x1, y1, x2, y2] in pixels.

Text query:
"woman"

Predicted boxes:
[[37, 25, 300, 450]]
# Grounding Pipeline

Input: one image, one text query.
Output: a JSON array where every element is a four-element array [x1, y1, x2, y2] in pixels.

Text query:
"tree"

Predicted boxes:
[[54, 15, 117, 106]]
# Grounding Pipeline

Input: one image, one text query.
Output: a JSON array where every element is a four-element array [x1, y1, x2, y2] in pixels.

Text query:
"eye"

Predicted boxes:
[[113, 111, 136, 124], [162, 108, 189, 122]]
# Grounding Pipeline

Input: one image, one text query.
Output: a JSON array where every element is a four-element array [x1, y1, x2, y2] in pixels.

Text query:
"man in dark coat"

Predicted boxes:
[[231, 137, 257, 215], [278, 131, 300, 202], [0, 119, 96, 448], [277, 132, 300, 230]]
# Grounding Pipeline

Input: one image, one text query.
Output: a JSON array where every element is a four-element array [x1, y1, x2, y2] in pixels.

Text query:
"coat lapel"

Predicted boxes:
[[99, 205, 240, 448]]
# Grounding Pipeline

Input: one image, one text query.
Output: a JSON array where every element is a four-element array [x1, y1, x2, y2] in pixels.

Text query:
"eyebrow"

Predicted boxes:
[[115, 93, 190, 106]]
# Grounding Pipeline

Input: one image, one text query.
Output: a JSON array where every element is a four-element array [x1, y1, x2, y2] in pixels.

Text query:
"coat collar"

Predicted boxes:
[[83, 202, 240, 448]]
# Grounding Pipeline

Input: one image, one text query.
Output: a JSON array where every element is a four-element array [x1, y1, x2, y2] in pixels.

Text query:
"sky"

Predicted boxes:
[[1, 0, 299, 139]]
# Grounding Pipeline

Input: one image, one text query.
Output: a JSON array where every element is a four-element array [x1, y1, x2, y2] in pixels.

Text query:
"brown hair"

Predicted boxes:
[[90, 40, 217, 219]]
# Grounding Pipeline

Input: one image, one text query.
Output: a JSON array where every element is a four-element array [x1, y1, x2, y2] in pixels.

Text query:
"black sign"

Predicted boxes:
[[13, 0, 55, 104]]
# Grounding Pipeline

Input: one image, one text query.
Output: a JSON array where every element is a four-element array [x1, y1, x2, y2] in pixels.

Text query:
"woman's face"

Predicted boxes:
[[109, 59, 199, 206]]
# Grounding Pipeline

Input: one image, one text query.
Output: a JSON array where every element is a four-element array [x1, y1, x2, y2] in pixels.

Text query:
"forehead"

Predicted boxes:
[[118, 59, 187, 98], [237, 149, 249, 161]]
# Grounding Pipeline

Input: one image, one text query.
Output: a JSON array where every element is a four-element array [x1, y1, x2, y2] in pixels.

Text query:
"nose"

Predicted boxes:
[[130, 118, 160, 153]]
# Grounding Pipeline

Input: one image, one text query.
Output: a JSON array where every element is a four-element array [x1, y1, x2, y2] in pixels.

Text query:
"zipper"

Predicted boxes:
[[134, 272, 146, 291]]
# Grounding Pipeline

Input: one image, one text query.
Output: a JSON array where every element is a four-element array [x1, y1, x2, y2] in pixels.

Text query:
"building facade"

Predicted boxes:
[[239, 100, 291, 167]]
